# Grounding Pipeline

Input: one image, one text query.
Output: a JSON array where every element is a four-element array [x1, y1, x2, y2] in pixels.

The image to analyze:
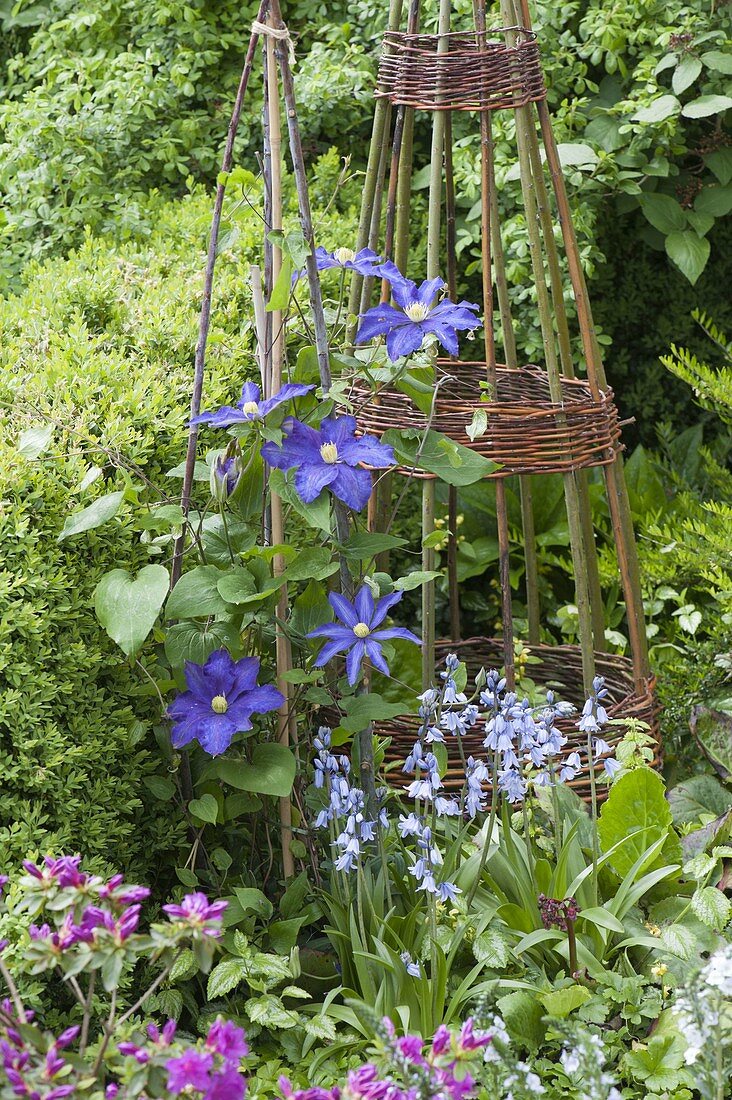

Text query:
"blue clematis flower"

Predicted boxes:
[[190, 381, 314, 429], [356, 268, 481, 362], [260, 415, 394, 512], [315, 246, 384, 276], [167, 649, 284, 757], [307, 585, 421, 685]]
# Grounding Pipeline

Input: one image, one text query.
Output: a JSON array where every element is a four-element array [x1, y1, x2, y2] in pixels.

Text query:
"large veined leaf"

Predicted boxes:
[[598, 769, 682, 877], [664, 230, 710, 285], [94, 564, 169, 656], [382, 428, 498, 485], [690, 705, 732, 779]]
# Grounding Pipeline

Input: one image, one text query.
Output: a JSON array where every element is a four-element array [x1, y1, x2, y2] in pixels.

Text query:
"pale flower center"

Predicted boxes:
[[320, 442, 339, 464], [405, 301, 431, 322], [211, 695, 229, 714], [353, 623, 371, 638], [334, 247, 356, 264], [242, 401, 260, 415]]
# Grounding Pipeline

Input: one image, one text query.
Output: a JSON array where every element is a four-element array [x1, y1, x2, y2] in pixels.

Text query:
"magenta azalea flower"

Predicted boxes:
[[206, 1068, 247, 1100], [167, 650, 284, 757], [307, 586, 421, 685], [260, 415, 394, 512], [206, 1019, 249, 1066], [191, 381, 314, 429], [163, 892, 228, 936], [166, 1049, 214, 1095], [356, 269, 480, 361]]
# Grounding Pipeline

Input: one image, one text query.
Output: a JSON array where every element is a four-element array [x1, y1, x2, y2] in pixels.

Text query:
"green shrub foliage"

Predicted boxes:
[[0, 180, 357, 877]]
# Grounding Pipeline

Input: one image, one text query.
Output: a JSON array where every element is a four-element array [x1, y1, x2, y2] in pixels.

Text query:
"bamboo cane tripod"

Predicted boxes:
[[345, 0, 660, 802]]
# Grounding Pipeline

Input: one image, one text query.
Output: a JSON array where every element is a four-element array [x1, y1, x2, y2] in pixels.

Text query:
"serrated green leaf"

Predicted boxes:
[[539, 985, 592, 1018], [691, 885, 731, 930], [245, 994, 299, 1029], [207, 957, 250, 998], [598, 769, 682, 877]]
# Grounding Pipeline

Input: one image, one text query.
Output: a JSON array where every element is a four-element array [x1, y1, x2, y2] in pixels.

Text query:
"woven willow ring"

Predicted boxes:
[[350, 361, 623, 479], [376, 28, 547, 112], [377, 639, 660, 803]]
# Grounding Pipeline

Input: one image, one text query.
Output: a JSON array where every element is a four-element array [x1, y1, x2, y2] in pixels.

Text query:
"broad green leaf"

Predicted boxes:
[[705, 146, 732, 185], [694, 184, 732, 217], [269, 467, 332, 532], [393, 570, 442, 592], [18, 423, 53, 459], [664, 231, 710, 285], [342, 532, 407, 560], [682, 94, 732, 118], [169, 949, 197, 983], [496, 990, 545, 1051], [268, 917, 305, 954], [207, 957, 250, 999], [691, 885, 731, 930], [58, 491, 125, 541], [234, 887, 273, 920], [266, 255, 294, 311], [576, 906, 625, 934], [94, 564, 169, 656], [382, 428, 498, 485], [701, 49, 732, 74], [165, 565, 229, 619], [282, 547, 338, 582], [164, 620, 241, 668], [291, 578, 333, 639], [143, 776, 176, 801], [598, 768, 682, 878], [668, 774, 732, 824], [555, 142, 599, 168], [632, 95, 679, 123], [539, 985, 592, 1018], [584, 115, 624, 151], [466, 408, 488, 441], [215, 743, 296, 798], [672, 55, 702, 94], [638, 193, 686, 234], [472, 928, 511, 968], [339, 693, 406, 733], [188, 793, 218, 825]]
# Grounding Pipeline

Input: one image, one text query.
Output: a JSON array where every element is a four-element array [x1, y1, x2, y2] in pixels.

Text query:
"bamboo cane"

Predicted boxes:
[[474, 0, 516, 690], [263, 22, 295, 881]]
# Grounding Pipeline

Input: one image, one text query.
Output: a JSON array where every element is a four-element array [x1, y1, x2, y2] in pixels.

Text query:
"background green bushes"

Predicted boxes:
[[0, 181, 358, 877]]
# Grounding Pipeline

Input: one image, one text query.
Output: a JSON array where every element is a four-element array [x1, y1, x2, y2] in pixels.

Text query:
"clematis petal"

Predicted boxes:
[[355, 303, 406, 345], [364, 639, 390, 677], [371, 589, 404, 628], [320, 415, 358, 449], [315, 246, 337, 270], [414, 277, 446, 306], [226, 656, 263, 701], [328, 591, 360, 627], [232, 684, 285, 717], [371, 626, 422, 646], [238, 381, 262, 407], [306, 623, 353, 640], [337, 430, 395, 469], [190, 405, 249, 428], [388, 274, 421, 310], [346, 640, 367, 685], [330, 464, 373, 511], [312, 636, 353, 667], [183, 649, 237, 699], [258, 382, 315, 417], [261, 417, 323, 470], [293, 461, 338, 503], [354, 585, 374, 624], [425, 319, 459, 357], [195, 715, 241, 757], [386, 322, 426, 361]]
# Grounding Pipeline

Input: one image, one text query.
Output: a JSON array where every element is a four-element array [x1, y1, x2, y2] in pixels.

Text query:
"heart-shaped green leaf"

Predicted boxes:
[[94, 564, 169, 656], [189, 794, 219, 825]]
